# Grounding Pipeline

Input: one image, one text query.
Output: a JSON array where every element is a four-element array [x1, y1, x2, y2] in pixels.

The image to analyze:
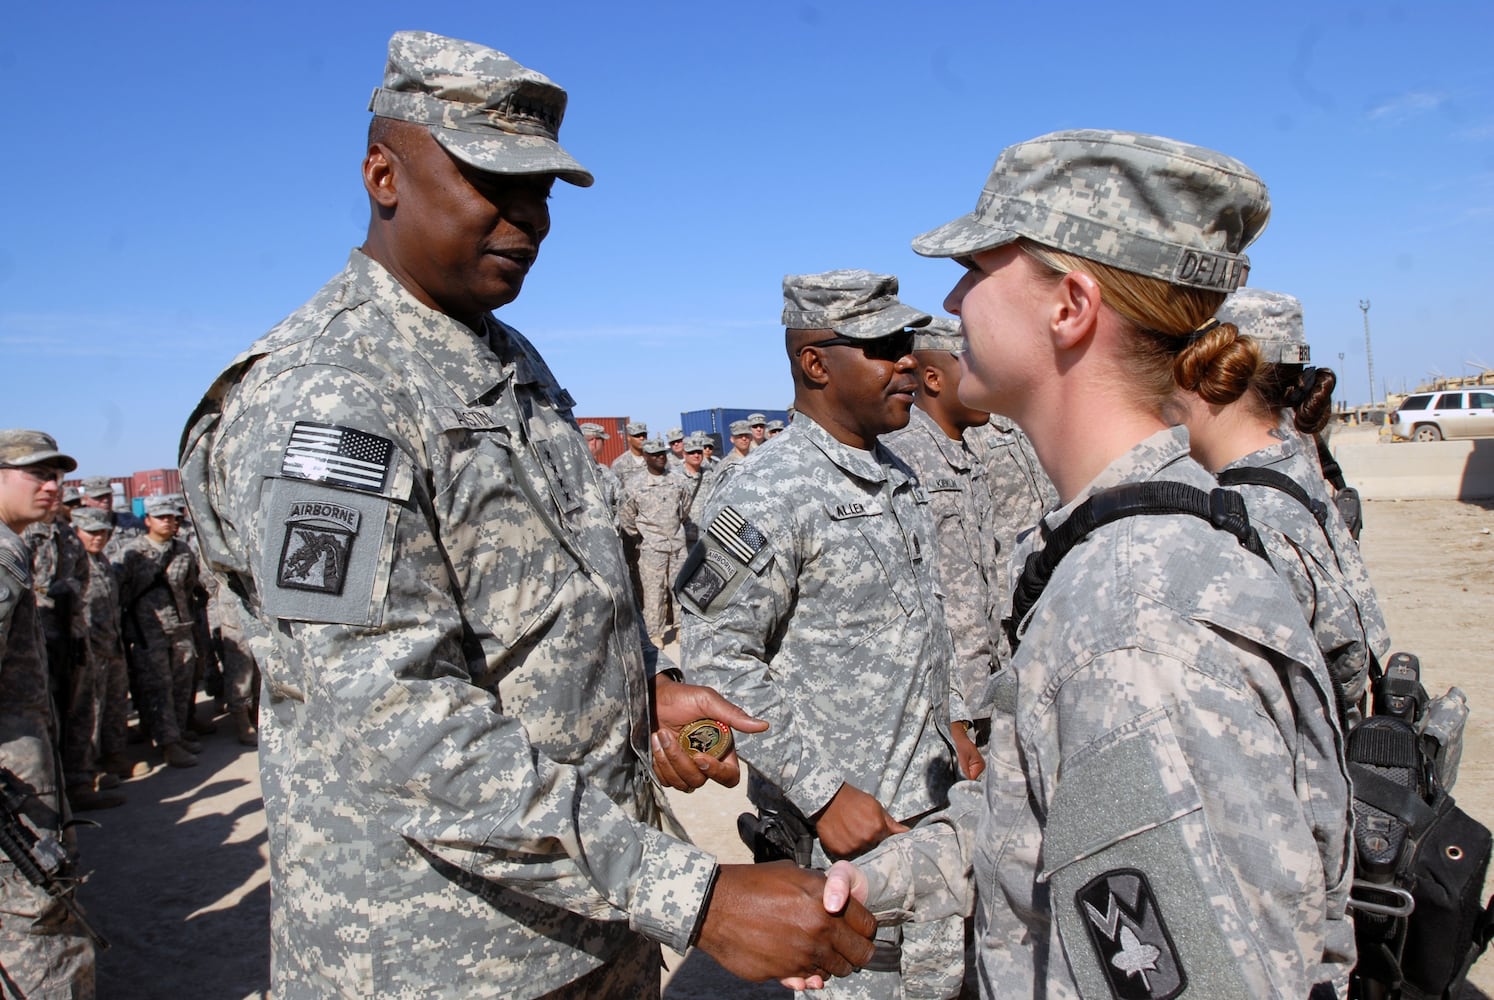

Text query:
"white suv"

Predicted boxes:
[[1389, 389, 1494, 441]]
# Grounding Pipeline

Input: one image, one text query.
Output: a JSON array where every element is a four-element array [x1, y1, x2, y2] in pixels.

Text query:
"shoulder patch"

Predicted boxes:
[[280, 421, 394, 493], [708, 506, 768, 565], [276, 501, 362, 595], [1075, 869, 1186, 1000], [259, 478, 396, 627]]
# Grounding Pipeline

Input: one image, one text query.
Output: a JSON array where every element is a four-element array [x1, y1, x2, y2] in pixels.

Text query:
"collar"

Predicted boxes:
[[796, 414, 895, 486], [906, 405, 973, 472], [1041, 425, 1194, 533]]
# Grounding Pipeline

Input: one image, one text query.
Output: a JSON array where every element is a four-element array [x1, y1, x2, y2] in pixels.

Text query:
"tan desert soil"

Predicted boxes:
[[75, 498, 1494, 998]]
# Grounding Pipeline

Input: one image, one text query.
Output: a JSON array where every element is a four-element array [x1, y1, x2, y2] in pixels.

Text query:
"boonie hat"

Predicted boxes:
[[728, 420, 752, 436], [626, 422, 648, 436], [73, 508, 113, 532], [782, 270, 931, 339], [913, 316, 962, 354], [369, 31, 593, 187], [1216, 288, 1309, 365], [913, 130, 1270, 293], [641, 438, 669, 455], [0, 430, 77, 472], [80, 476, 114, 498], [578, 422, 610, 440]]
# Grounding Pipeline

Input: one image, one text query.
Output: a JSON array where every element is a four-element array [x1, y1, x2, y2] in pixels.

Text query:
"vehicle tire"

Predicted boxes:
[[1414, 424, 1443, 442]]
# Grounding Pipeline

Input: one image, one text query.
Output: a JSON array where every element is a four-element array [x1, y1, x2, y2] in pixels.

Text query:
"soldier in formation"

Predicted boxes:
[[618, 438, 694, 646]]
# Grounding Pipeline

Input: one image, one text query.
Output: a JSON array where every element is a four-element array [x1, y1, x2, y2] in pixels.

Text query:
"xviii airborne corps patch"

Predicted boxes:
[[277, 500, 361, 595], [1075, 868, 1185, 1000]]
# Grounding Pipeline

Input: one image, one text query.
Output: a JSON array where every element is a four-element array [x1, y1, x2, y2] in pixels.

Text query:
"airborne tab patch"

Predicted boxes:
[[281, 422, 393, 493], [1075, 869, 1185, 1000]]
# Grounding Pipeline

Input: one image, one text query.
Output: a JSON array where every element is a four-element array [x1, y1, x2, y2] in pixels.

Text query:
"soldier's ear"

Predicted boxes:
[[796, 346, 831, 388], [363, 144, 400, 210], [922, 363, 943, 394]]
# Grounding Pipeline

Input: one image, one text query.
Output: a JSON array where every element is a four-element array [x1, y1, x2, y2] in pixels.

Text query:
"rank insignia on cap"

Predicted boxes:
[[277, 501, 362, 595], [281, 422, 393, 493], [1075, 869, 1185, 1000], [708, 506, 767, 565]]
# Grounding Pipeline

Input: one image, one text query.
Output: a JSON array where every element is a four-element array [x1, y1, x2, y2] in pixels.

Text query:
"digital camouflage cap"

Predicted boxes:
[[578, 422, 610, 440], [369, 31, 593, 187], [912, 130, 1270, 293], [0, 429, 76, 472], [1216, 288, 1309, 365], [641, 437, 669, 455], [80, 475, 114, 498], [782, 270, 931, 339], [912, 316, 962, 353]]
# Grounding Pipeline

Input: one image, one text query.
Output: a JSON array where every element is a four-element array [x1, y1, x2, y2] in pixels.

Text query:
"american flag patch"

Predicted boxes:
[[707, 506, 767, 565], [280, 422, 393, 493]]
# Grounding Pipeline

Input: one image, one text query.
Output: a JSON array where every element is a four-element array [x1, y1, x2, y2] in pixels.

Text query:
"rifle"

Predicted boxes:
[[0, 770, 108, 950]]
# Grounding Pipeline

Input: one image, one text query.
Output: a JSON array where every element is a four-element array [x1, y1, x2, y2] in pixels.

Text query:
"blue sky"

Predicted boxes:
[[3, 1, 1491, 476]]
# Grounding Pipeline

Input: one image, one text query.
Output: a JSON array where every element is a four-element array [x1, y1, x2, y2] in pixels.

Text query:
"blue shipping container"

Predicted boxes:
[[680, 408, 791, 452]]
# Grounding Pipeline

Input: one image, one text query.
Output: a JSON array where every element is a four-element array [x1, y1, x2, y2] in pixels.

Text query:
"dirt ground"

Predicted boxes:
[[75, 498, 1494, 999]]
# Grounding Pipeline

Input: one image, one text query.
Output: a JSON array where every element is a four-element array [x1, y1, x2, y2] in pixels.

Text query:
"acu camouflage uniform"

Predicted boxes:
[[679, 414, 966, 999], [618, 467, 694, 644], [115, 531, 199, 748], [0, 523, 95, 998], [882, 405, 1002, 728], [854, 429, 1354, 998], [77, 539, 129, 776], [24, 518, 95, 789], [179, 249, 716, 999]]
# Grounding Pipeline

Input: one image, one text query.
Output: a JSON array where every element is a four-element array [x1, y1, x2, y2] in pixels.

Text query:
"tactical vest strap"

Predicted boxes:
[[1217, 465, 1330, 527], [1004, 482, 1268, 652]]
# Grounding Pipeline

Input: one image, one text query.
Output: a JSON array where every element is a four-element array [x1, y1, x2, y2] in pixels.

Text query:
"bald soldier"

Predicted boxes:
[[178, 31, 874, 1000]]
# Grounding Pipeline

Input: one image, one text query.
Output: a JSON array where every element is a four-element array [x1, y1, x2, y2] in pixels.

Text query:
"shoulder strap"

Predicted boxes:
[[1004, 482, 1269, 652], [1315, 433, 1349, 491], [1216, 466, 1330, 527]]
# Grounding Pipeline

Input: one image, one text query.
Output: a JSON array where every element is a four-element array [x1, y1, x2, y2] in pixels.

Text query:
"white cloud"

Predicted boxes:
[[1367, 90, 1448, 123]]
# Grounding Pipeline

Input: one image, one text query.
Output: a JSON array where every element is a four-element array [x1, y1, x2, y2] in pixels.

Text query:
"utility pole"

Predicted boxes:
[[1359, 300, 1376, 407], [1338, 352, 1346, 412]]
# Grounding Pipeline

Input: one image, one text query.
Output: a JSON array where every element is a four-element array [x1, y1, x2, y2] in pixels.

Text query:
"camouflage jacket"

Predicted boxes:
[[883, 406, 1002, 719], [0, 524, 63, 834], [678, 415, 962, 824], [22, 518, 89, 642], [1220, 430, 1383, 724], [79, 549, 125, 665], [854, 427, 1353, 998], [114, 534, 197, 632], [178, 251, 714, 999], [617, 470, 692, 553]]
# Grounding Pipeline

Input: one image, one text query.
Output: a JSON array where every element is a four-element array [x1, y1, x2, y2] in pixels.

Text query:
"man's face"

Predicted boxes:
[[731, 433, 752, 454], [670, 440, 685, 459], [628, 433, 646, 455], [0, 464, 63, 530], [145, 513, 180, 542], [378, 129, 554, 323], [81, 493, 111, 509], [75, 526, 111, 556], [644, 452, 669, 475], [684, 449, 703, 472], [586, 436, 606, 461], [816, 332, 920, 442], [751, 425, 767, 443]]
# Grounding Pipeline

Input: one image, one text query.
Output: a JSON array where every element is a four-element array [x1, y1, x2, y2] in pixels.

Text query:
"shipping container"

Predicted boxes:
[[573, 416, 630, 466], [131, 468, 182, 501], [679, 408, 791, 454]]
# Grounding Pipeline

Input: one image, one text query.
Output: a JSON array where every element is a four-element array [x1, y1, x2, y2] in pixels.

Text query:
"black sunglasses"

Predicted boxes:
[[799, 329, 915, 363]]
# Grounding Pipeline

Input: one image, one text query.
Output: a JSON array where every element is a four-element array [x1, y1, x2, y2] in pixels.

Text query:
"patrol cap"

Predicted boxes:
[[80, 476, 114, 498], [368, 30, 593, 187], [578, 422, 610, 440], [626, 421, 648, 436], [782, 270, 931, 339], [1216, 288, 1310, 365], [912, 316, 962, 353], [0, 430, 77, 473], [144, 496, 183, 518], [666, 427, 685, 443], [72, 507, 113, 532], [728, 420, 752, 436], [62, 486, 81, 505], [912, 130, 1270, 293], [641, 437, 669, 455], [684, 434, 706, 452], [766, 420, 785, 432], [746, 413, 767, 427]]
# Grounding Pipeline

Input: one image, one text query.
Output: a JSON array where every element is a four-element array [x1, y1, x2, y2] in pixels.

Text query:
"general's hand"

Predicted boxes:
[[649, 674, 768, 791], [780, 861, 874, 990], [814, 783, 908, 860], [696, 862, 877, 984], [952, 721, 986, 780]]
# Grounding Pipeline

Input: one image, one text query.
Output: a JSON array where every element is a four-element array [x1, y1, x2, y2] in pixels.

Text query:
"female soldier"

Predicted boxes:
[[807, 131, 1353, 999], [1173, 288, 1391, 726]]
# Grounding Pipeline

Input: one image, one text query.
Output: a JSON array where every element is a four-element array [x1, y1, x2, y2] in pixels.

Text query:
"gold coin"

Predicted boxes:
[[678, 719, 733, 760]]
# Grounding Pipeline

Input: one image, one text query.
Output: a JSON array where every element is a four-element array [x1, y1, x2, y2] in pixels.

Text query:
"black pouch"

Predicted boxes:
[[1335, 486, 1364, 541], [1397, 792, 1494, 999]]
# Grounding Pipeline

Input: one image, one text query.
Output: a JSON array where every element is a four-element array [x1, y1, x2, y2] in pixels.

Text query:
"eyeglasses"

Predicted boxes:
[[2, 465, 65, 484], [798, 329, 915, 363]]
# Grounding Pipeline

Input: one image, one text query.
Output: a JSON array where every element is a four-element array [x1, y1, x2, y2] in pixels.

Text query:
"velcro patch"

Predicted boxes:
[[260, 478, 395, 627], [826, 500, 882, 520], [1075, 869, 1185, 1000], [281, 421, 393, 493], [1171, 249, 1246, 291], [708, 506, 767, 565], [276, 501, 361, 595], [925, 477, 962, 493]]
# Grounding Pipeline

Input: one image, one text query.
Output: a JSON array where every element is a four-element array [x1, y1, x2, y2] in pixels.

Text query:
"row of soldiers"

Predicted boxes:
[[18, 470, 261, 811]]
